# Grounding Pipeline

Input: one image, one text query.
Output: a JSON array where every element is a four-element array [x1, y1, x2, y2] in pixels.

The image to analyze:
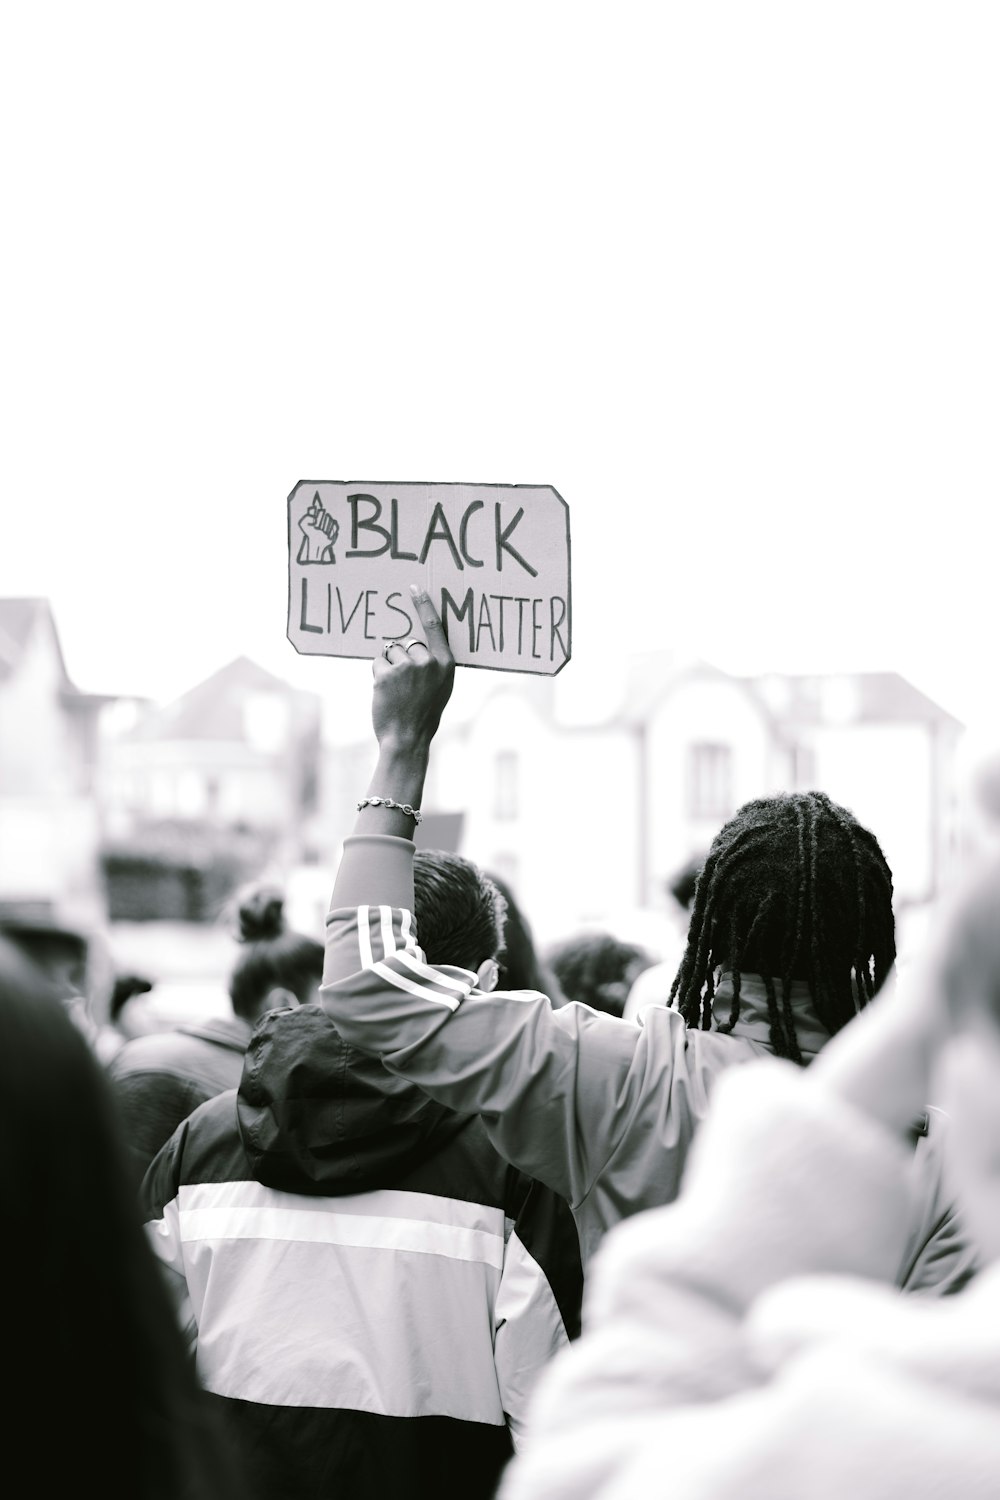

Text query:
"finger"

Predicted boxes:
[[373, 655, 394, 679], [381, 640, 409, 664], [409, 585, 453, 666]]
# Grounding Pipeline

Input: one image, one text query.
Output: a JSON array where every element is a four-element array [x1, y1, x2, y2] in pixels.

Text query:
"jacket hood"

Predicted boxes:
[[236, 1004, 470, 1195]]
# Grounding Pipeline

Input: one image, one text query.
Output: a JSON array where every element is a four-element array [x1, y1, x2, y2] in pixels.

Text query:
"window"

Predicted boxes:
[[687, 743, 733, 820], [494, 751, 519, 821]]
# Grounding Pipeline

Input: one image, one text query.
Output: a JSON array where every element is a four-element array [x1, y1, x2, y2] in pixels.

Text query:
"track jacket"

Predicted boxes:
[[320, 834, 978, 1284], [142, 1004, 581, 1500]]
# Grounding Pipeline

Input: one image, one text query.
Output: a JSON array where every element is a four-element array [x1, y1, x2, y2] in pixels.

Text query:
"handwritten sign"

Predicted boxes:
[[287, 481, 571, 675]]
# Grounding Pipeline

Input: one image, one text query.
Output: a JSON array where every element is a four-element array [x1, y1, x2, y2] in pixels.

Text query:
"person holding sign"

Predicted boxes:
[[319, 589, 975, 1288]]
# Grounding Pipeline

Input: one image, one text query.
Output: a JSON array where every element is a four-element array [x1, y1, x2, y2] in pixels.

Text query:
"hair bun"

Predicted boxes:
[[237, 886, 286, 944]]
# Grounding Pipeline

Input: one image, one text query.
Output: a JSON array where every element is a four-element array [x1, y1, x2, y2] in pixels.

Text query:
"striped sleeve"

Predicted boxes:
[[321, 835, 647, 1208]]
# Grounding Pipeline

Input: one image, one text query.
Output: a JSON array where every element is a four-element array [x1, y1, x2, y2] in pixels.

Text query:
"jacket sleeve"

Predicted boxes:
[[498, 1059, 919, 1500], [494, 1241, 568, 1448], [140, 1124, 198, 1354], [320, 834, 656, 1208], [495, 1174, 585, 1448]]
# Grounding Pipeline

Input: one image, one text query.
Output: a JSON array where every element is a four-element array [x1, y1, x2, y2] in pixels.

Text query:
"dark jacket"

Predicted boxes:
[[109, 1015, 252, 1181], [142, 1005, 583, 1500]]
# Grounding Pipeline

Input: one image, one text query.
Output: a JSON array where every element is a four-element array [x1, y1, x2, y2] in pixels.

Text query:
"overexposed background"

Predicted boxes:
[[2, 4, 997, 730], [2, 3, 999, 1012]]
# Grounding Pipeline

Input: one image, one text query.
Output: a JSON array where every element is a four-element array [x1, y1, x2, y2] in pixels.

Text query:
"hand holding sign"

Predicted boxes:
[[371, 587, 456, 751]]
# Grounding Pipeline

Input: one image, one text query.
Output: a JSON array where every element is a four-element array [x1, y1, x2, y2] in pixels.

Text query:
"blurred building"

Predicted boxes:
[[346, 657, 963, 946], [644, 666, 962, 913], [100, 656, 321, 920], [0, 597, 111, 928]]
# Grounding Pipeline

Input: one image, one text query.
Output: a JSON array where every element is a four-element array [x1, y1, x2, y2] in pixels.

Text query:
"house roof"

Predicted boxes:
[[0, 598, 68, 683], [128, 655, 315, 742], [746, 672, 963, 729], [0, 597, 115, 709], [571, 658, 963, 733], [611, 652, 714, 727]]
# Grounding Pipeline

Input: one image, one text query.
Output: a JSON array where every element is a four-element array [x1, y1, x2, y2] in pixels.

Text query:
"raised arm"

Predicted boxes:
[[320, 589, 651, 1218]]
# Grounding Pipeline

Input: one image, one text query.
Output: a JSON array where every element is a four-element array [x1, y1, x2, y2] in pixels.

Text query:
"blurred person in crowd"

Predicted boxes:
[[108, 969, 159, 1042], [109, 883, 323, 1182], [622, 853, 704, 1022], [0, 908, 124, 1064], [141, 847, 583, 1500], [546, 930, 655, 1019], [499, 850, 1000, 1500], [318, 589, 975, 1296], [488, 870, 568, 1003], [0, 931, 241, 1499]]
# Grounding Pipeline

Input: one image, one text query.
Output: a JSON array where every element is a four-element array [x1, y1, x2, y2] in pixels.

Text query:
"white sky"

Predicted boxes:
[[2, 4, 998, 758]]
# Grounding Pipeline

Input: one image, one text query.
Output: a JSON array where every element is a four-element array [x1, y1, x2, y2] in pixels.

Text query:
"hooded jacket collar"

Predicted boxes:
[[236, 1005, 471, 1196]]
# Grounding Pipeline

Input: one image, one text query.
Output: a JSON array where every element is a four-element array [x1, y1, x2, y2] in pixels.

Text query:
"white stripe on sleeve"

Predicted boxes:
[[380, 904, 397, 960], [358, 904, 374, 969], [371, 961, 462, 1009]]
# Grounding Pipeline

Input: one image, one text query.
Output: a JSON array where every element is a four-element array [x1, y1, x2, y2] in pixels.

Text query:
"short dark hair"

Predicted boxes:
[[671, 790, 895, 1061], [545, 931, 653, 1018], [413, 850, 507, 972], [228, 885, 324, 1020], [667, 855, 703, 912]]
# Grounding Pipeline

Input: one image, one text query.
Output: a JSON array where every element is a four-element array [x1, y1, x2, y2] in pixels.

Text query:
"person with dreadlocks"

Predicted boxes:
[[498, 848, 1000, 1500], [670, 790, 897, 1062], [319, 587, 974, 1290]]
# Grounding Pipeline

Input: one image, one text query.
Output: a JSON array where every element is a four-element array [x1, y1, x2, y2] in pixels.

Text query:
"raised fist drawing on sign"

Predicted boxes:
[[297, 493, 339, 564]]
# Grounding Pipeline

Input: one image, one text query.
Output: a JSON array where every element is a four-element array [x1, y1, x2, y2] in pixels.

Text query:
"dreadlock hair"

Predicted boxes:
[[670, 790, 895, 1063]]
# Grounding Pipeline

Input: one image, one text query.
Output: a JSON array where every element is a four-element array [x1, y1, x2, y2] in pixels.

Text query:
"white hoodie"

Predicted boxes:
[[500, 1058, 1000, 1500]]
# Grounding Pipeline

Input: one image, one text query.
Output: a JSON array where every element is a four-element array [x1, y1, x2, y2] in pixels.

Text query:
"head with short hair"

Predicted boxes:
[[228, 885, 324, 1021], [0, 918, 88, 1000], [667, 855, 704, 913], [671, 790, 895, 1061], [413, 850, 507, 973]]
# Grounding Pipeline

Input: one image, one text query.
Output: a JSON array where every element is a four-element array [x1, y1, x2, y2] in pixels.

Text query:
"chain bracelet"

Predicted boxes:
[[357, 796, 423, 824]]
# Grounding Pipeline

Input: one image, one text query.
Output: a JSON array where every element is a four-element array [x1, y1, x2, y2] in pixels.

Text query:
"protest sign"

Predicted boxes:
[[287, 481, 571, 674]]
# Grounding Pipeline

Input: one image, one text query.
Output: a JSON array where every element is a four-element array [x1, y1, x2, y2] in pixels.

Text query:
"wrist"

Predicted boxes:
[[364, 742, 430, 821], [375, 733, 433, 761]]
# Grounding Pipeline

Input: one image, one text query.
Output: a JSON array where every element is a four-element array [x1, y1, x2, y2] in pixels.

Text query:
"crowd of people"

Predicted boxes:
[[4, 586, 1000, 1497]]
